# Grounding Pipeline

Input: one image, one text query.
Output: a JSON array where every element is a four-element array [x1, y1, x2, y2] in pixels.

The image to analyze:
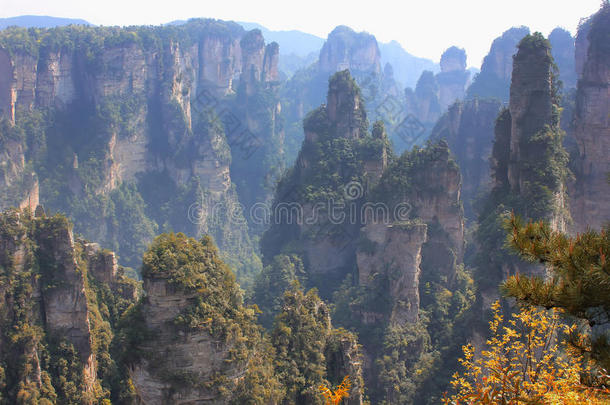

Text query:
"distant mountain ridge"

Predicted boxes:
[[2, 15, 440, 84], [239, 22, 441, 86], [0, 15, 91, 29]]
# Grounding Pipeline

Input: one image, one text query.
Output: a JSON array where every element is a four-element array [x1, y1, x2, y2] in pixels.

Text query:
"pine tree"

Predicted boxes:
[[501, 214, 610, 369]]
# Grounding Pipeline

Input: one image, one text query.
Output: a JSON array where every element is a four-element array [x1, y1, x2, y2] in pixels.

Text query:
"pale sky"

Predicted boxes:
[[1, 0, 604, 67]]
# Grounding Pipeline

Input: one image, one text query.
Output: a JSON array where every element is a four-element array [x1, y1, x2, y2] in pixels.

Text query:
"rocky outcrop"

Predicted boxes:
[[357, 221, 427, 323], [410, 145, 464, 264], [570, 4, 610, 232], [263, 41, 280, 82], [430, 99, 503, 219], [0, 209, 139, 403], [266, 71, 465, 322], [35, 217, 98, 396], [129, 233, 282, 404], [508, 35, 558, 196], [281, 25, 409, 161], [272, 71, 372, 289], [240, 29, 280, 93], [318, 26, 381, 75], [131, 276, 248, 404], [0, 48, 15, 122], [487, 32, 568, 229], [437, 47, 470, 110], [267, 70, 465, 405], [470, 35, 571, 350], [373, 141, 465, 295], [0, 126, 25, 187], [326, 70, 367, 140], [403, 47, 470, 139], [404, 71, 442, 128], [467, 26, 530, 101]]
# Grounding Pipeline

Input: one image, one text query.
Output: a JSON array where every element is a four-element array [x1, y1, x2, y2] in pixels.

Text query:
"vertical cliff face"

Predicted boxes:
[[240, 29, 280, 92], [570, 4, 610, 232], [230, 30, 283, 233], [0, 209, 139, 403], [264, 71, 379, 294], [508, 36, 555, 188], [37, 222, 96, 380], [503, 33, 568, 232], [326, 70, 368, 139], [0, 105, 38, 213], [372, 141, 465, 295], [128, 233, 284, 404], [0, 21, 282, 274], [283, 71, 369, 288], [575, 18, 592, 80], [0, 48, 14, 122], [270, 71, 468, 404], [430, 99, 502, 220], [475, 33, 569, 302], [467, 26, 530, 101], [318, 26, 381, 75], [356, 222, 427, 324], [131, 278, 250, 404]]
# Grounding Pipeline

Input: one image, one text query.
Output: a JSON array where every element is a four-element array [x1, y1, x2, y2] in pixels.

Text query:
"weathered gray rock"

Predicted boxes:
[[0, 210, 139, 403], [357, 221, 427, 323], [131, 278, 243, 405], [570, 5, 610, 232]]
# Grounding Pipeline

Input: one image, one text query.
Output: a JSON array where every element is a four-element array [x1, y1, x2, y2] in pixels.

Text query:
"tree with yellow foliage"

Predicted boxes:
[[443, 301, 610, 404], [319, 376, 352, 405]]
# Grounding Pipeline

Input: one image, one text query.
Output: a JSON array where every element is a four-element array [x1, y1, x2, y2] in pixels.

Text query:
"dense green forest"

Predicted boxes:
[[0, 2, 609, 404]]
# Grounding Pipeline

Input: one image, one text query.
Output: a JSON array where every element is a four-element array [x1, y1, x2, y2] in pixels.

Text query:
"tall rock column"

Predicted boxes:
[[475, 33, 569, 307], [129, 234, 273, 404], [436, 46, 470, 111], [570, 4, 610, 232], [505, 33, 568, 231]]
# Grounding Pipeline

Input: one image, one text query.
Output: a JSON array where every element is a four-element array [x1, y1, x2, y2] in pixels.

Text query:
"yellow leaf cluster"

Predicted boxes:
[[443, 302, 610, 404], [319, 375, 352, 405]]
